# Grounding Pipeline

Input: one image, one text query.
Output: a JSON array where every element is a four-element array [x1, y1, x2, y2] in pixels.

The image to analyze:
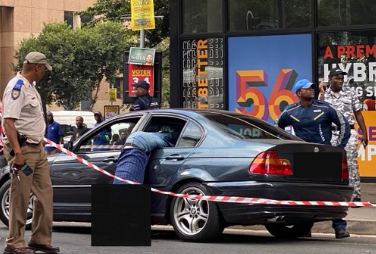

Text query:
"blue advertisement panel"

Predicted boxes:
[[228, 34, 312, 123]]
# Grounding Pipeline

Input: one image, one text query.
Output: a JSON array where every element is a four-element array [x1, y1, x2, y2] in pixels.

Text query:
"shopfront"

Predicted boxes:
[[169, 0, 376, 180]]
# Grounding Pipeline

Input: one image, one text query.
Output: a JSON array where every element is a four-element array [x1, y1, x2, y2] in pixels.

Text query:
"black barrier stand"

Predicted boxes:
[[91, 185, 151, 246]]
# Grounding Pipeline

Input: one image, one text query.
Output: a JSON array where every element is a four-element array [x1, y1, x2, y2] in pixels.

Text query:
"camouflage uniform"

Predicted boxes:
[[323, 86, 362, 200]]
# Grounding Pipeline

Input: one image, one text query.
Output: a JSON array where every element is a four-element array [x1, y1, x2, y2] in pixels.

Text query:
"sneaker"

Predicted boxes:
[[351, 197, 361, 208], [335, 228, 350, 239]]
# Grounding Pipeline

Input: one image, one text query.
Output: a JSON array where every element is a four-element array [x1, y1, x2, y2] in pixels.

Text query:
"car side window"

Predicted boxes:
[[143, 116, 187, 147], [176, 121, 202, 148], [77, 118, 140, 152]]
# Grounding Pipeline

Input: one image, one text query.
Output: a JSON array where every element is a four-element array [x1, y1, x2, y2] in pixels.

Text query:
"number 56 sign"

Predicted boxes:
[[128, 64, 154, 97], [235, 69, 299, 122]]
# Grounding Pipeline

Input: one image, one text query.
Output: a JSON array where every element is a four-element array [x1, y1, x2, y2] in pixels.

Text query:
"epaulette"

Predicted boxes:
[[11, 79, 24, 100], [283, 102, 300, 112]]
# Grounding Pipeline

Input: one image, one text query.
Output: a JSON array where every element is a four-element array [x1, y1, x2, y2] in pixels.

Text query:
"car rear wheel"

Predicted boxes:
[[170, 182, 224, 242], [0, 180, 33, 229], [265, 221, 314, 238]]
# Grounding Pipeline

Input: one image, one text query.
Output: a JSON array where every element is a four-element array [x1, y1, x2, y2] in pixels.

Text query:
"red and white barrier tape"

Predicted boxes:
[[43, 138, 376, 208], [45, 144, 124, 150]]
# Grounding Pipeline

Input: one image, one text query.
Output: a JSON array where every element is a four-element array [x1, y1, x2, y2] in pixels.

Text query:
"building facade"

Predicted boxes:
[[169, 0, 376, 179]]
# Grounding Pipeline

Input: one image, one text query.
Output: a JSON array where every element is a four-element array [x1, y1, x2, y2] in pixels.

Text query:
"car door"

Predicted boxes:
[[141, 116, 204, 212], [50, 116, 142, 216]]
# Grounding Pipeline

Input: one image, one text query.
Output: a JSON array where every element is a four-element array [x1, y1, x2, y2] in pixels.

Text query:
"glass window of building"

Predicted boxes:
[[318, 0, 376, 27], [317, 31, 376, 111], [182, 0, 222, 34], [64, 11, 74, 27], [228, 0, 312, 31]]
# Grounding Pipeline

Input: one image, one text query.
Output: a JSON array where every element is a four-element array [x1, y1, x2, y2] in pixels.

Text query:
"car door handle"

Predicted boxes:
[[103, 157, 118, 163], [165, 155, 185, 161]]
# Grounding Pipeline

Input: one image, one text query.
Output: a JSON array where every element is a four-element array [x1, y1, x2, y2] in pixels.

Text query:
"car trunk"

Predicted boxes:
[[274, 143, 347, 184]]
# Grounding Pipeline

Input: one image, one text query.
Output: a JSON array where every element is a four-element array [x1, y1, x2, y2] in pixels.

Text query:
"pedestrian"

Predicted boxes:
[[93, 111, 111, 150], [277, 79, 351, 239], [113, 131, 174, 184], [130, 80, 160, 111], [69, 116, 89, 143], [2, 52, 59, 254], [114, 131, 127, 145], [45, 111, 64, 155], [319, 68, 368, 203]]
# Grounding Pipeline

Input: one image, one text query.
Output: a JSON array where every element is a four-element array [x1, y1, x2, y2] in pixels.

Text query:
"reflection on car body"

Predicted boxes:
[[0, 109, 352, 242]]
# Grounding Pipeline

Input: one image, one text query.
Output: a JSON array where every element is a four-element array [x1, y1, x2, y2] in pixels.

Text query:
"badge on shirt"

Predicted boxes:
[[11, 79, 24, 100]]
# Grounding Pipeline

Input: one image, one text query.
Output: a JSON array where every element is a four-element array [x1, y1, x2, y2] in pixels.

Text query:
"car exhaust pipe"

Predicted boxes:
[[267, 216, 286, 223]]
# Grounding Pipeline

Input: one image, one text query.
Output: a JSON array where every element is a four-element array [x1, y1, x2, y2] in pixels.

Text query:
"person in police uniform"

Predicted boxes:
[[130, 80, 160, 111], [277, 79, 352, 239], [2, 52, 59, 254], [319, 68, 368, 203]]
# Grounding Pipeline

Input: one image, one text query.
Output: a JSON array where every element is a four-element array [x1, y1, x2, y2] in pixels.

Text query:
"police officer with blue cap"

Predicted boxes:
[[277, 79, 351, 239], [130, 80, 160, 111], [278, 79, 350, 149]]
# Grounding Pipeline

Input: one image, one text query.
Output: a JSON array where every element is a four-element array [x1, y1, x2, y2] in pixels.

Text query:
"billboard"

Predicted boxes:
[[228, 34, 312, 123], [182, 38, 224, 109]]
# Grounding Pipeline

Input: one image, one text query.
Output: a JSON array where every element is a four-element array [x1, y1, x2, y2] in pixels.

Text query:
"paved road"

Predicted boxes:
[[0, 223, 375, 254]]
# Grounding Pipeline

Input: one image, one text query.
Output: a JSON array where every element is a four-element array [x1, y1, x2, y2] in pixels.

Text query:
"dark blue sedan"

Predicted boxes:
[[0, 109, 352, 241]]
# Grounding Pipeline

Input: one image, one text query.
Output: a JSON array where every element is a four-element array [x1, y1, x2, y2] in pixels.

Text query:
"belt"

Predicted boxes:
[[123, 142, 146, 153]]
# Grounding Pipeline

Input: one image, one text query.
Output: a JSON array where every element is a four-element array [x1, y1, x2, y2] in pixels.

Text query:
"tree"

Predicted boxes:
[[79, 0, 170, 47], [14, 22, 135, 110]]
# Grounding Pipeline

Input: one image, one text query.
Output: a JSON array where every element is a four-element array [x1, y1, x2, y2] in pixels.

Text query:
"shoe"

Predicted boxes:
[[27, 243, 59, 254], [3, 247, 35, 254], [335, 228, 350, 239], [351, 197, 361, 208]]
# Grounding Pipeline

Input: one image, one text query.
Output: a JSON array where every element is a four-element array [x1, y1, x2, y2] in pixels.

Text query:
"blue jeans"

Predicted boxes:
[[332, 219, 347, 229], [113, 148, 150, 184]]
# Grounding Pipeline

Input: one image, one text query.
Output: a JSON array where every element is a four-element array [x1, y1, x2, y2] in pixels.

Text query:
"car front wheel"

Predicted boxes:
[[0, 180, 33, 229], [170, 182, 224, 242], [265, 221, 314, 238]]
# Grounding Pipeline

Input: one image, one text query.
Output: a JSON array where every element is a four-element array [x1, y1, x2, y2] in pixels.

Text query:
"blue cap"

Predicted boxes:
[[132, 80, 150, 89], [293, 79, 314, 92]]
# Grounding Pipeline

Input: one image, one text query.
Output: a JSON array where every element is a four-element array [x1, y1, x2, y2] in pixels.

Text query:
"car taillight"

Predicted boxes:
[[341, 155, 349, 179], [249, 150, 292, 176]]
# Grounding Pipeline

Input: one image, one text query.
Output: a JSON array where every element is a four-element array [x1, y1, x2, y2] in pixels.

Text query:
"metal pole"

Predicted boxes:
[[140, 29, 145, 48]]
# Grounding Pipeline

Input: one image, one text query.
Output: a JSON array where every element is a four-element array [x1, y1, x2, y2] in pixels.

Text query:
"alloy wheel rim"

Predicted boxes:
[[173, 186, 209, 236], [2, 188, 34, 226]]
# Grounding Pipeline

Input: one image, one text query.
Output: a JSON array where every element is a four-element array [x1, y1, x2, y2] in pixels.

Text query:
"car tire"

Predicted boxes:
[[170, 182, 224, 242], [0, 180, 33, 230], [265, 221, 314, 238]]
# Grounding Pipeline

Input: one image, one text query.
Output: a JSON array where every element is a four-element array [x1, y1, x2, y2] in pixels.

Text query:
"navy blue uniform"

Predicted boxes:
[[132, 94, 160, 111], [277, 100, 350, 148]]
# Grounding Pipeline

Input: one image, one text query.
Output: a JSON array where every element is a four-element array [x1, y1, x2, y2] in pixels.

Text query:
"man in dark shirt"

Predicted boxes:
[[277, 79, 351, 239], [70, 116, 89, 143], [130, 80, 160, 111]]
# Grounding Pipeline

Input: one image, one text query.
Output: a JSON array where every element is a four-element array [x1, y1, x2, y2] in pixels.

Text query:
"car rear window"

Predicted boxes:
[[203, 113, 301, 140]]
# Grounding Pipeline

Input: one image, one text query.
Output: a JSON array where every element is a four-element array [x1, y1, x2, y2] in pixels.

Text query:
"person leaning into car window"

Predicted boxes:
[[2, 52, 60, 254], [113, 131, 174, 184], [277, 79, 351, 239]]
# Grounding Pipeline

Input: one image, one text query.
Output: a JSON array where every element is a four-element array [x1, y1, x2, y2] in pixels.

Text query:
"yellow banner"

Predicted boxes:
[[355, 111, 376, 177], [130, 0, 155, 31], [109, 88, 117, 102]]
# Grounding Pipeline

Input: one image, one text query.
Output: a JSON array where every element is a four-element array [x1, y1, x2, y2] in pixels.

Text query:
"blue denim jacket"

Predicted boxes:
[[125, 131, 173, 153]]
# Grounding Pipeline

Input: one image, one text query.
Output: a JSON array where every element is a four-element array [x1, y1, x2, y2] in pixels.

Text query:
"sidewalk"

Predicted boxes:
[[231, 182, 376, 235]]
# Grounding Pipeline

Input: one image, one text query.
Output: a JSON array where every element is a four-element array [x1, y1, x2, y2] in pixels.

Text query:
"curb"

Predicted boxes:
[[229, 219, 376, 236]]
